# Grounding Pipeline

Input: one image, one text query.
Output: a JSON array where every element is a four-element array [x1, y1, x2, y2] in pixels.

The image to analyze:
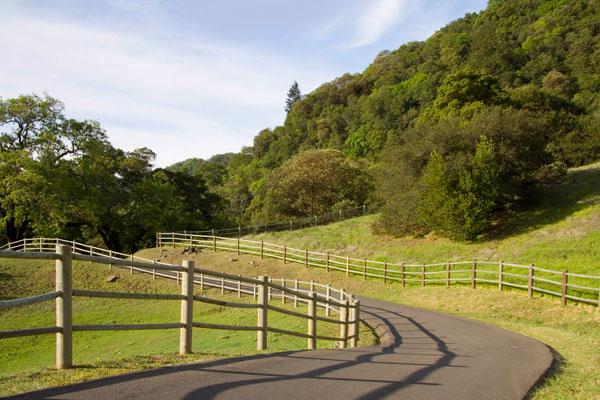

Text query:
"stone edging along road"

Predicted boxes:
[[13, 297, 554, 400]]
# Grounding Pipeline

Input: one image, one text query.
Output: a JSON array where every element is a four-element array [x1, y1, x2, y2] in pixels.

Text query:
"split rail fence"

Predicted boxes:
[[157, 232, 600, 307], [0, 238, 360, 370]]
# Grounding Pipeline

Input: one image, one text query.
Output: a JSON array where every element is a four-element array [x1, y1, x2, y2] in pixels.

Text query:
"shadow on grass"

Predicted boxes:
[[0, 272, 14, 300], [485, 164, 600, 241]]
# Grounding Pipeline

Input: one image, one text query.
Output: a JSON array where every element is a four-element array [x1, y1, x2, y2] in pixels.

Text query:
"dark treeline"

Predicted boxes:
[[0, 95, 225, 252], [170, 0, 600, 241]]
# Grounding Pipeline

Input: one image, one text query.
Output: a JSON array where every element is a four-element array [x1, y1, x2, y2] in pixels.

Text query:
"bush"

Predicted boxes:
[[265, 149, 371, 217], [376, 106, 557, 240]]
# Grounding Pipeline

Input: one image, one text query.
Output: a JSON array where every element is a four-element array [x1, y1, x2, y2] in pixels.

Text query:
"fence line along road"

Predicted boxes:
[[156, 232, 600, 308], [0, 238, 360, 370]]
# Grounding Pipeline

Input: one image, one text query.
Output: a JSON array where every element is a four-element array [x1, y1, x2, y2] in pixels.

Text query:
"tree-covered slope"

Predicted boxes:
[[173, 0, 600, 239]]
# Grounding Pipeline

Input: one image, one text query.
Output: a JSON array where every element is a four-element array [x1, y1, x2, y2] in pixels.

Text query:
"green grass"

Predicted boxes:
[[247, 162, 600, 276], [0, 258, 376, 396]]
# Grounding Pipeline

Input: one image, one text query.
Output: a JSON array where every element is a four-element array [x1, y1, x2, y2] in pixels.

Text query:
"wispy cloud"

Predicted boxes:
[[345, 0, 407, 48]]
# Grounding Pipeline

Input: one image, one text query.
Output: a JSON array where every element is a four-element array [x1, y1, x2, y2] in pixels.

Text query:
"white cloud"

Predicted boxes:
[[341, 0, 408, 49], [0, 4, 334, 166]]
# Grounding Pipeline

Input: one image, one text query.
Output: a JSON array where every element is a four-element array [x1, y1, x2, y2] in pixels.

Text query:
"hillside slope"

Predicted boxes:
[[246, 162, 600, 275]]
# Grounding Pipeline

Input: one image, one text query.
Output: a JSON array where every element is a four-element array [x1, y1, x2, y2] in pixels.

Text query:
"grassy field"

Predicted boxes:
[[0, 258, 376, 396], [248, 162, 600, 275]]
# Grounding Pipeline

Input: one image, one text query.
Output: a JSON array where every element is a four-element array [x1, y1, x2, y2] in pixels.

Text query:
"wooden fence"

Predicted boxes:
[[0, 239, 360, 370], [156, 232, 600, 307]]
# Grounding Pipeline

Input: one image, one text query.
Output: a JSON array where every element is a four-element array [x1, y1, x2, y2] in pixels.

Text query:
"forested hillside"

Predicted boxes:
[[171, 0, 600, 240], [3, 0, 600, 250]]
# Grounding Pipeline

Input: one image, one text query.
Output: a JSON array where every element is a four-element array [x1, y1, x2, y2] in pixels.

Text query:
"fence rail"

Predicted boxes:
[[0, 238, 360, 370], [177, 205, 369, 237], [155, 232, 600, 307]]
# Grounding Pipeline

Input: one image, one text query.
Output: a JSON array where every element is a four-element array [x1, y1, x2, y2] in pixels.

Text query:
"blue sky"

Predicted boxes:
[[0, 0, 487, 166]]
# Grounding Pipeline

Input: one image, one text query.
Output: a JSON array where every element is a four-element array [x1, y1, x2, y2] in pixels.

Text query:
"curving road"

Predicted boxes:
[[12, 297, 553, 400]]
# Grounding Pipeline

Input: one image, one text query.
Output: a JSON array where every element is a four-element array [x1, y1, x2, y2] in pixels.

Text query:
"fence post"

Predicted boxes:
[[221, 277, 225, 295], [421, 264, 425, 288], [213, 233, 216, 253], [339, 300, 348, 349], [158, 233, 162, 248], [109, 250, 113, 270], [354, 299, 360, 344], [349, 299, 357, 348], [325, 284, 331, 317], [56, 245, 72, 369], [363, 259, 367, 281], [172, 232, 175, 248], [326, 253, 330, 272], [383, 261, 388, 283], [268, 277, 272, 301], [346, 257, 350, 277], [305, 250, 308, 268], [472, 260, 477, 289], [308, 292, 317, 350], [281, 278, 286, 304], [499, 261, 504, 291], [152, 260, 156, 280], [294, 279, 299, 308], [199, 273, 204, 293], [237, 234, 240, 256], [283, 245, 287, 264], [237, 275, 242, 298], [561, 270, 568, 305], [528, 264, 534, 298], [130, 254, 134, 274], [257, 276, 268, 350], [260, 240, 264, 259], [180, 260, 194, 355], [446, 261, 451, 288], [401, 263, 406, 288]]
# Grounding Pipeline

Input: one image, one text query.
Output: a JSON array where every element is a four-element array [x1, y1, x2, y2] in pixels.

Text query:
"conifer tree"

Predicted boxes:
[[285, 81, 301, 113]]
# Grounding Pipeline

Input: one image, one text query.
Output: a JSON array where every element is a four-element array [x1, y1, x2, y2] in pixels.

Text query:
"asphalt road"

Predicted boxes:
[[12, 297, 554, 400]]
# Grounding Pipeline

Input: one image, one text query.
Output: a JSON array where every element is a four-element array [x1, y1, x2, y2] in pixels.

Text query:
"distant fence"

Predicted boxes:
[[0, 238, 360, 370], [181, 205, 369, 237], [156, 232, 600, 307]]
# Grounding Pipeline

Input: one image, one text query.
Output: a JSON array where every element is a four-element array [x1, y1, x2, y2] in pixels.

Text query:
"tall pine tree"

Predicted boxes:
[[285, 81, 301, 113]]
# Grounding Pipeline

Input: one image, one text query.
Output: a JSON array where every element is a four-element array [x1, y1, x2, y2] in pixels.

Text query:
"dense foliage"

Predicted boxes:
[[0, 95, 224, 251], [171, 0, 599, 241], [265, 150, 371, 218]]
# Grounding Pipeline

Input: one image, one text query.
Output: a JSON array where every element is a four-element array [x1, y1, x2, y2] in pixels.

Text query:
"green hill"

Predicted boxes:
[[247, 161, 600, 275], [171, 0, 600, 234]]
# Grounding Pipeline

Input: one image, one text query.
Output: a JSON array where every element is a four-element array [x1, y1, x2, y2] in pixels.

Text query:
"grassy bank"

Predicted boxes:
[[0, 258, 376, 396]]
